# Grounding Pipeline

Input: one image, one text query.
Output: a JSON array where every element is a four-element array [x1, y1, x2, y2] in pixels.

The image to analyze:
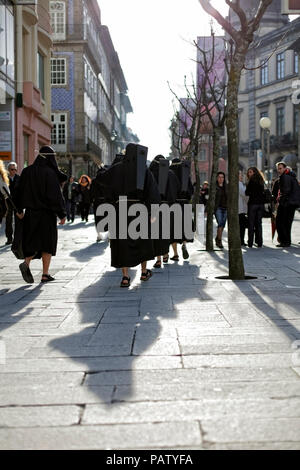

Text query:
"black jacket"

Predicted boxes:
[[245, 179, 265, 205], [279, 170, 300, 208]]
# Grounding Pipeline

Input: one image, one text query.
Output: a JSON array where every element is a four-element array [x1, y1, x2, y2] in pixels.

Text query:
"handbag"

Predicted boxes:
[[11, 216, 24, 259]]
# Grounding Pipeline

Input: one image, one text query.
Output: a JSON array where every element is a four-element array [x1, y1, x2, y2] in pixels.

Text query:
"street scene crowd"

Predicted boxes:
[[1, 144, 300, 287]]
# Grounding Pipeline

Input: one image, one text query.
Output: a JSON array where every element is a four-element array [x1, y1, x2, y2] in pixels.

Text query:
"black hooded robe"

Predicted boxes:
[[96, 161, 161, 268], [149, 160, 181, 257], [169, 160, 194, 244], [14, 155, 66, 258]]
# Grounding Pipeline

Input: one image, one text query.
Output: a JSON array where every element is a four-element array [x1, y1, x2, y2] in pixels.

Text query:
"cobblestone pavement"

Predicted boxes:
[[0, 214, 300, 450]]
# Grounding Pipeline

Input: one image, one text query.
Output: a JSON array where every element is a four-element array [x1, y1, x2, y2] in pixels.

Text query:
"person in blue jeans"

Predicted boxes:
[[214, 172, 227, 249], [245, 167, 265, 248]]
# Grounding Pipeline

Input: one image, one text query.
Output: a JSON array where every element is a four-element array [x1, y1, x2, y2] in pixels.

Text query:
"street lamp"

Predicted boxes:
[[259, 117, 272, 188]]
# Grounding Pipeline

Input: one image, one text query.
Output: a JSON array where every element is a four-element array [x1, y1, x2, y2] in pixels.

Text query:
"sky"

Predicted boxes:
[[98, 0, 229, 160]]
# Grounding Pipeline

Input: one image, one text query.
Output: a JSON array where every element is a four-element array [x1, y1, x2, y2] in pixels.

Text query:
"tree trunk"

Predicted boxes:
[[206, 127, 221, 251], [226, 50, 246, 280]]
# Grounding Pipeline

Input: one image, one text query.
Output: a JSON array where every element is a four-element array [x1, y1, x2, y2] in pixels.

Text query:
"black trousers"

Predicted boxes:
[[276, 205, 295, 246], [80, 203, 90, 221], [66, 199, 76, 221], [248, 204, 264, 247], [239, 213, 248, 244], [5, 204, 14, 242]]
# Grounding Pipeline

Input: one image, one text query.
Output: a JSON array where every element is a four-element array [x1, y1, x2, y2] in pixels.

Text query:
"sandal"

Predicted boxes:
[[163, 255, 169, 263], [41, 274, 55, 283], [153, 260, 162, 268], [170, 255, 179, 261], [120, 276, 130, 288], [140, 269, 152, 282], [19, 262, 34, 284]]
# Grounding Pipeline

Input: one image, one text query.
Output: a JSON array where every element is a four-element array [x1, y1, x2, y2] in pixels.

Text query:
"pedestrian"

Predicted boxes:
[[238, 171, 248, 247], [199, 181, 209, 209], [275, 162, 300, 247], [0, 160, 10, 226], [169, 158, 194, 261], [149, 155, 180, 268], [245, 167, 265, 248], [62, 175, 78, 223], [96, 143, 161, 288], [78, 175, 91, 222], [14, 145, 67, 284], [90, 166, 112, 242], [4, 162, 20, 245], [214, 171, 228, 249]]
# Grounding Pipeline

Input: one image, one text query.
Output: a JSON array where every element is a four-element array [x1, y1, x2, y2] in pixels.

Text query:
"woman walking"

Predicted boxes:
[[78, 175, 91, 222], [245, 167, 265, 248], [214, 171, 227, 249]]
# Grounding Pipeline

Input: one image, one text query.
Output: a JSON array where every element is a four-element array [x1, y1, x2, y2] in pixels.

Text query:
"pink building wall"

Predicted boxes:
[[15, 82, 51, 169]]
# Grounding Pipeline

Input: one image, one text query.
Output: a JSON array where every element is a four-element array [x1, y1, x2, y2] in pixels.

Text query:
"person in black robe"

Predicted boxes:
[[96, 144, 161, 287], [149, 155, 180, 268], [90, 165, 112, 242], [169, 157, 194, 261], [14, 146, 67, 284]]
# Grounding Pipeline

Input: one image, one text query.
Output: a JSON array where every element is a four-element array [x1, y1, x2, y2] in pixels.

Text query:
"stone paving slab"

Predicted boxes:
[[0, 216, 300, 449]]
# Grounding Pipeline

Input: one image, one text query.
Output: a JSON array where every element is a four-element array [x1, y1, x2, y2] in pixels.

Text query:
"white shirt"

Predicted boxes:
[[239, 181, 248, 214]]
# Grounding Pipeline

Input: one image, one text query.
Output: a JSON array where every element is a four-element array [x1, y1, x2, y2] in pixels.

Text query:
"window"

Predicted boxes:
[[51, 113, 67, 145], [294, 51, 299, 75], [198, 149, 207, 161], [276, 52, 285, 80], [50, 1, 66, 40], [51, 58, 66, 85], [37, 51, 45, 99], [294, 106, 299, 138], [200, 172, 207, 183], [276, 107, 285, 137], [260, 59, 268, 85]]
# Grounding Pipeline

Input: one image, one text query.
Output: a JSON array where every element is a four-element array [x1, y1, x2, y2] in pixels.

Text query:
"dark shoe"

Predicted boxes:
[[140, 269, 152, 282], [163, 255, 169, 263], [120, 276, 130, 288], [19, 262, 34, 284], [170, 255, 179, 261], [182, 244, 189, 259], [276, 243, 290, 248], [153, 260, 162, 268], [41, 274, 55, 283], [5, 240, 12, 245]]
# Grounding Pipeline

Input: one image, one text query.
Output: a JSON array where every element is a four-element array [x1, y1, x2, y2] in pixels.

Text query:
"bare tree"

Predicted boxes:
[[198, 0, 273, 279], [195, 32, 228, 251]]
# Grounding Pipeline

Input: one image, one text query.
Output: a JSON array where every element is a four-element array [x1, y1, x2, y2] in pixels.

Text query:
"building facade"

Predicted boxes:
[[50, 0, 135, 178], [0, 0, 15, 164], [236, 0, 300, 179], [15, 0, 53, 169]]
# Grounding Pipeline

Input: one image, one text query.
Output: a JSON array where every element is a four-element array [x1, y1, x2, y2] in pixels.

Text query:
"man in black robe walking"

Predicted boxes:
[[96, 144, 161, 287], [149, 155, 180, 268], [169, 158, 194, 261], [14, 146, 67, 283]]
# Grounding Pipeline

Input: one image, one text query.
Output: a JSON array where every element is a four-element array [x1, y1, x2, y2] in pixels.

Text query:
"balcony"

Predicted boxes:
[[23, 82, 42, 115], [37, 2, 52, 47]]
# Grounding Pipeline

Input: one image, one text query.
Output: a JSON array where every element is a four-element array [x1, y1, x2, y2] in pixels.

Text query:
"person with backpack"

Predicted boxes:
[[275, 162, 300, 248]]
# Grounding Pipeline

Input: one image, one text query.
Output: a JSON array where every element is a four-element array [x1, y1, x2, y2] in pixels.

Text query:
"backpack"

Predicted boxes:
[[288, 177, 300, 208], [263, 187, 272, 204]]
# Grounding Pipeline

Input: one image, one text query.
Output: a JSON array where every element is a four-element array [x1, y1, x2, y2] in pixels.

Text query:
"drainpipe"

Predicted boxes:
[[16, 5, 23, 106]]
